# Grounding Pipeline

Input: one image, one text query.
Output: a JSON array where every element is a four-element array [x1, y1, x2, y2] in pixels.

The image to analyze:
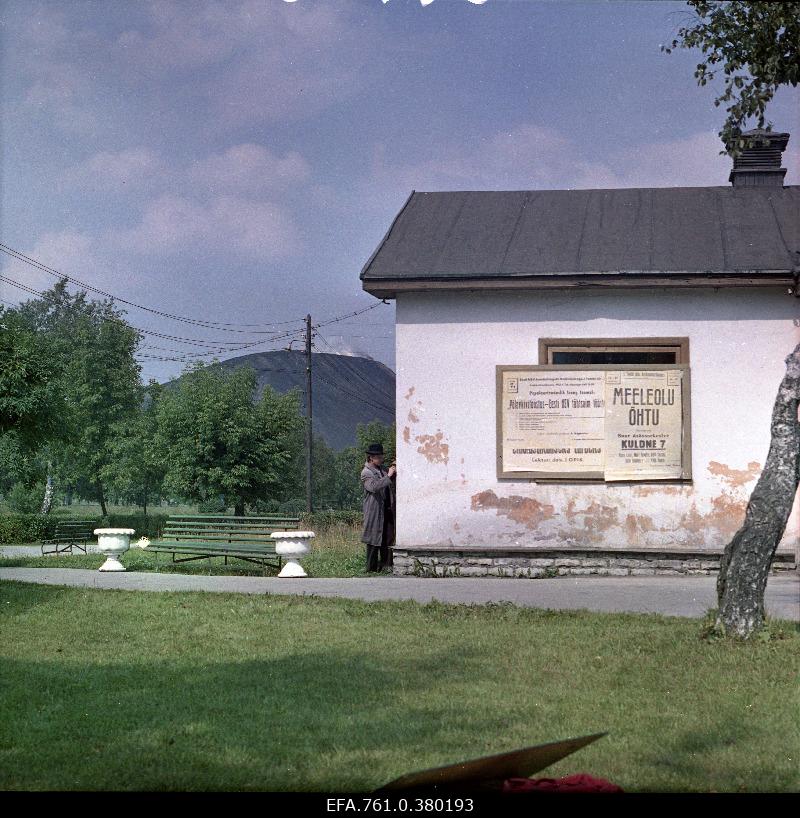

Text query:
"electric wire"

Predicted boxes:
[[0, 242, 307, 332], [0, 275, 304, 351]]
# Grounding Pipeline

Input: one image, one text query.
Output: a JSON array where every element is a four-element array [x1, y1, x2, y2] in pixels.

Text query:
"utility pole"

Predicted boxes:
[[305, 314, 313, 513]]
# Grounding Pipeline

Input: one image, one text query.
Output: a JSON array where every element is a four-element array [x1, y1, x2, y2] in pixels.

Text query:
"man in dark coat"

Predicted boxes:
[[360, 443, 396, 572]]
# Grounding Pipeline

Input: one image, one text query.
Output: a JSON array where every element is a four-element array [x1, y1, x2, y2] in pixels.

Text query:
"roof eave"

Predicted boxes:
[[362, 271, 796, 300]]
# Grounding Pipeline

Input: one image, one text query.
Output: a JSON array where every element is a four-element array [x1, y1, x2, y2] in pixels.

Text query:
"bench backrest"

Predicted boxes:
[[161, 515, 300, 544], [52, 520, 96, 539]]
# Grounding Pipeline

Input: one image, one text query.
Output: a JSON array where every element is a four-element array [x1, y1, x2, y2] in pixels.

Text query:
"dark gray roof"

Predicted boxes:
[[361, 186, 800, 290]]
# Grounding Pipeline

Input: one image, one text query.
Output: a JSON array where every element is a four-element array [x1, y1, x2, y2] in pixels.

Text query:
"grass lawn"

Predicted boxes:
[[1, 581, 798, 792], [0, 523, 367, 578]]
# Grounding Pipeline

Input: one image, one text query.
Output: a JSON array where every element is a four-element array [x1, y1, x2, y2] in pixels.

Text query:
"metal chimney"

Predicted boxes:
[[729, 129, 789, 188]]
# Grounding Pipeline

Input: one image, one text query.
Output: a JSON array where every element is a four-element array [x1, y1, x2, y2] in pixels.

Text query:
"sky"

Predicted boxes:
[[1, 0, 798, 383]]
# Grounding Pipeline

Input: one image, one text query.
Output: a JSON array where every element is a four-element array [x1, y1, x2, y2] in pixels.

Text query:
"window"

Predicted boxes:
[[539, 337, 689, 366], [495, 337, 692, 482]]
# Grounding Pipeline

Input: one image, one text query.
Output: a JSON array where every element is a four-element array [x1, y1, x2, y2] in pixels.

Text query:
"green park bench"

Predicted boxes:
[[146, 514, 301, 574], [41, 520, 96, 556]]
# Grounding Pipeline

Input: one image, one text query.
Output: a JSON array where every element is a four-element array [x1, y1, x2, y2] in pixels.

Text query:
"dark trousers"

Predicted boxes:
[[366, 514, 394, 572], [366, 543, 392, 572]]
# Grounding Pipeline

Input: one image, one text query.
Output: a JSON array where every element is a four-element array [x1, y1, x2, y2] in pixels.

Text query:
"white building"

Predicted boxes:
[[361, 132, 799, 577]]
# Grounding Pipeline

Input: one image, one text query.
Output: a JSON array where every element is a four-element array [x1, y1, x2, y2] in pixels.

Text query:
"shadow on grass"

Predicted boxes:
[[1, 646, 539, 792]]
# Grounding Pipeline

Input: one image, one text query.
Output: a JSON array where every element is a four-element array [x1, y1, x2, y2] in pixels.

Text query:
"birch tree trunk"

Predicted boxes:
[[40, 463, 55, 515], [716, 343, 800, 638]]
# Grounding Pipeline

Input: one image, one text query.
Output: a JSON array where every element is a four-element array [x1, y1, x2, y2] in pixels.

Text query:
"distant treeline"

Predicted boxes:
[[1, 280, 395, 516]]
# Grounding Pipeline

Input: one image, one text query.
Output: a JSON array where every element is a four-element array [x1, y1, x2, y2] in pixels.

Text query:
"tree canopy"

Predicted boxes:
[[663, 1, 800, 153]]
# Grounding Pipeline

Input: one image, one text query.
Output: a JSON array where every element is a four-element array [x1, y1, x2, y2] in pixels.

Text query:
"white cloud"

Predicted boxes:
[[113, 0, 380, 128], [363, 123, 788, 198], [60, 148, 167, 192], [188, 144, 311, 195], [112, 193, 302, 259], [0, 231, 99, 297]]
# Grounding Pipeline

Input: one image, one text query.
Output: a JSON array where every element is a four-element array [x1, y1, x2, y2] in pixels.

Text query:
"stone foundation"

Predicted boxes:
[[392, 547, 797, 578]]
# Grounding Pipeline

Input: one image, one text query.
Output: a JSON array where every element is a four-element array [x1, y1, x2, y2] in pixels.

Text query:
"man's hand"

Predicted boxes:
[[388, 465, 397, 478]]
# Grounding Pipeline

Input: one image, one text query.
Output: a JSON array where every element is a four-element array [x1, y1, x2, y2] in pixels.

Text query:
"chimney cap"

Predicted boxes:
[[729, 129, 790, 187]]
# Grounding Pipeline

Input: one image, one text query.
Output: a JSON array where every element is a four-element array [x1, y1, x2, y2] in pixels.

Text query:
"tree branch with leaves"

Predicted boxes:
[[662, 1, 800, 154]]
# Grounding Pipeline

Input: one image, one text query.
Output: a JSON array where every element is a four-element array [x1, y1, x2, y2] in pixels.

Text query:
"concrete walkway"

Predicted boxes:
[[1, 567, 797, 620]]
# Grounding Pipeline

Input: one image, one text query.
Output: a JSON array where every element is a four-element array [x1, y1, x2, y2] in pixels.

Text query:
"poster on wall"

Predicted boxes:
[[498, 365, 688, 481], [500, 370, 605, 473], [603, 370, 683, 480]]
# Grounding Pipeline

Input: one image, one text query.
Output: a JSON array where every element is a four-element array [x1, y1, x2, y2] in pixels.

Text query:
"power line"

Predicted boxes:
[[315, 372, 394, 415], [0, 274, 303, 351], [1, 241, 391, 336], [0, 242, 307, 333]]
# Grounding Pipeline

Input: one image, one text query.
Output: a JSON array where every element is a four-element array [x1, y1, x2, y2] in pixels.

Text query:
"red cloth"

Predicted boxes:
[[503, 773, 623, 793]]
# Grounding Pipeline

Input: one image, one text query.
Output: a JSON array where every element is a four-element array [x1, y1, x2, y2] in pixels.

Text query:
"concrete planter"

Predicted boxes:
[[94, 528, 135, 572], [271, 531, 316, 578]]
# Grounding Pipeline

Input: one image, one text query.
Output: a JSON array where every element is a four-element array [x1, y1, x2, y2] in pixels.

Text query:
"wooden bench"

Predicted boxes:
[[146, 515, 301, 574], [41, 520, 96, 556]]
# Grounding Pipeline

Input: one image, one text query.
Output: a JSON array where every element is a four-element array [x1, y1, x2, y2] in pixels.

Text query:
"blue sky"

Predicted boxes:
[[2, 0, 798, 382]]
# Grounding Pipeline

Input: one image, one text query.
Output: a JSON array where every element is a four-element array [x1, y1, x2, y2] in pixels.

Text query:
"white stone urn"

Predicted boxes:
[[94, 528, 135, 572], [272, 530, 315, 578]]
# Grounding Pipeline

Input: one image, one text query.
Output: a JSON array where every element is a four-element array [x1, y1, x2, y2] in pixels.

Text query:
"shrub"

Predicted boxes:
[[300, 509, 363, 531], [198, 497, 227, 513], [6, 483, 46, 514]]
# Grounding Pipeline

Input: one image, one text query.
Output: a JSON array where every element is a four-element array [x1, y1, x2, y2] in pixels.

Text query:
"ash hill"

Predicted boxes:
[[166, 350, 395, 451]]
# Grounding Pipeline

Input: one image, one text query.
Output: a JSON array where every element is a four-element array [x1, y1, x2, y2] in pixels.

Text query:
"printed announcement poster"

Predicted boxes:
[[501, 371, 605, 473], [603, 370, 684, 480]]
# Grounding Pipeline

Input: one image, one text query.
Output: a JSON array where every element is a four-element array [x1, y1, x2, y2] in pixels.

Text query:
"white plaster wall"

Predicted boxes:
[[394, 288, 800, 554]]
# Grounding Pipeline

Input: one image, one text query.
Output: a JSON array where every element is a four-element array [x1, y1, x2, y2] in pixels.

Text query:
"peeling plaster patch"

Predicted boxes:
[[415, 431, 449, 465], [624, 514, 655, 545], [679, 497, 743, 544], [404, 386, 416, 401], [408, 409, 419, 424], [453, 522, 460, 532], [633, 485, 692, 497], [555, 500, 620, 544], [402, 426, 410, 444], [708, 461, 761, 488], [470, 490, 555, 530], [707, 493, 746, 534], [563, 500, 619, 532]]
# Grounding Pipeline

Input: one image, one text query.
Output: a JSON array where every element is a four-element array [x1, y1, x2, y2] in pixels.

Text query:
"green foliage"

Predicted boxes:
[[0, 434, 47, 495], [662, 1, 800, 153], [5, 482, 48, 514], [100, 513, 169, 539], [197, 497, 227, 513], [0, 513, 62, 543], [0, 307, 64, 446], [101, 381, 166, 514], [356, 419, 396, 464], [155, 363, 304, 512], [299, 509, 363, 530], [15, 280, 143, 513]]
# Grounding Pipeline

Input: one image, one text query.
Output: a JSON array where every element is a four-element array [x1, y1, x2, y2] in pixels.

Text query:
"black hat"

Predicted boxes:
[[366, 443, 385, 456]]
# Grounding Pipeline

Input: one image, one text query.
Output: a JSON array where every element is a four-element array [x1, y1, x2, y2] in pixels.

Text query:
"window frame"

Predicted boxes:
[[538, 337, 690, 366]]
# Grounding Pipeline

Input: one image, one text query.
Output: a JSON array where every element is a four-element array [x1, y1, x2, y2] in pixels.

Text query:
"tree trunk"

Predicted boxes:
[[96, 480, 108, 517], [234, 499, 245, 516], [716, 343, 800, 638], [40, 462, 55, 514]]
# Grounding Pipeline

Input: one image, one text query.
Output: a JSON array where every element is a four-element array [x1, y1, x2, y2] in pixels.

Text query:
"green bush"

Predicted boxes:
[[197, 497, 227, 513], [0, 513, 72, 544], [300, 509, 363, 531], [0, 512, 171, 544], [6, 483, 46, 514], [99, 513, 170, 539], [279, 497, 306, 515]]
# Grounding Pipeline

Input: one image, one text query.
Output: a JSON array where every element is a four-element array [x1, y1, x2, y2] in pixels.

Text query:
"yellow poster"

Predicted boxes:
[[603, 370, 683, 481], [501, 371, 605, 473]]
